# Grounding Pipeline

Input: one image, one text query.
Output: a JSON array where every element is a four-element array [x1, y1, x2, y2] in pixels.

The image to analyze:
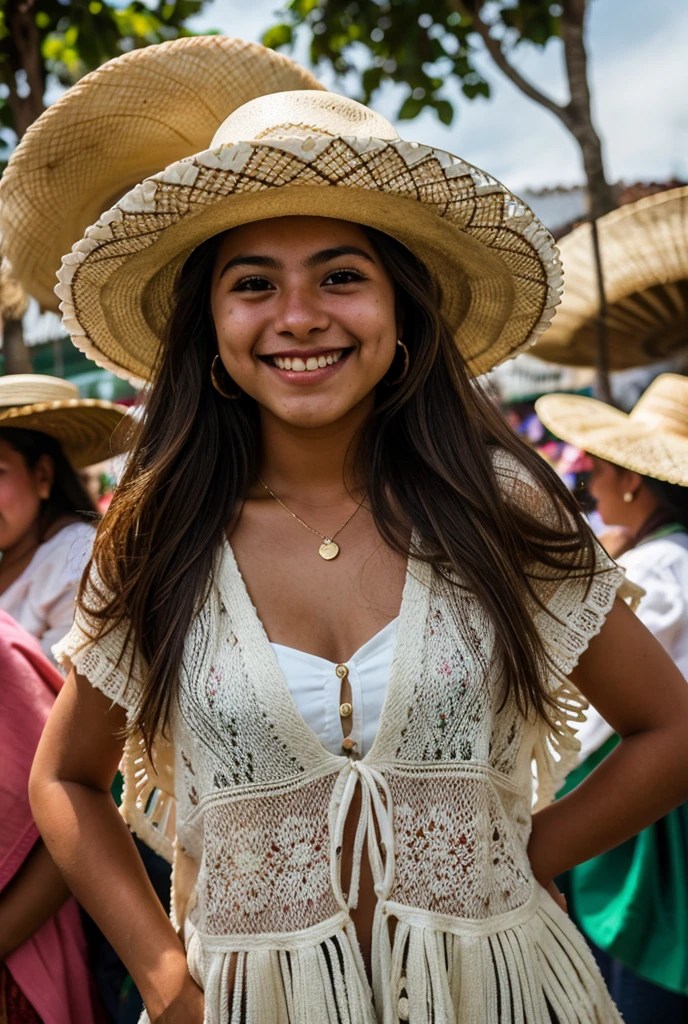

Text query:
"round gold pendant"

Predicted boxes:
[[319, 540, 340, 560]]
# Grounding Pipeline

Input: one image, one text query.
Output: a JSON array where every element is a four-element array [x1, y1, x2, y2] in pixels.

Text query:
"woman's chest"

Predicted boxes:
[[229, 515, 407, 664]]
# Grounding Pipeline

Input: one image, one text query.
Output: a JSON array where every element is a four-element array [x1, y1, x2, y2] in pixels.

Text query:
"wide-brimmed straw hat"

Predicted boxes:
[[0, 38, 562, 386], [535, 373, 688, 486], [532, 187, 688, 370], [0, 36, 323, 312], [0, 374, 127, 469]]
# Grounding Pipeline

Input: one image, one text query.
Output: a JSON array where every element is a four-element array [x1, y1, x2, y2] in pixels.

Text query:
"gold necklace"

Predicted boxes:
[[257, 475, 365, 560]]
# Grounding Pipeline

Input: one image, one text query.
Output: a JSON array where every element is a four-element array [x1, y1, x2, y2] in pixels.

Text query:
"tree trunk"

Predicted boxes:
[[4, 0, 46, 137], [3, 318, 33, 374], [1, 1, 45, 377], [560, 0, 615, 402]]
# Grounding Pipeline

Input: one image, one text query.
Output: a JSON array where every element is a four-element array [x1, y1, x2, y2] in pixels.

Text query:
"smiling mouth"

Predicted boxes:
[[261, 349, 351, 373]]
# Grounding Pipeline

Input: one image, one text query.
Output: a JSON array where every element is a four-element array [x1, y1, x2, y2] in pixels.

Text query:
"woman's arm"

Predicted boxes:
[[0, 839, 70, 959], [29, 670, 203, 1023], [528, 597, 688, 886]]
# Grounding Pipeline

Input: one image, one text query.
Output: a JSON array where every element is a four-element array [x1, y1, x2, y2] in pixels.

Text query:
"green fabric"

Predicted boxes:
[[557, 736, 688, 995], [110, 770, 123, 807]]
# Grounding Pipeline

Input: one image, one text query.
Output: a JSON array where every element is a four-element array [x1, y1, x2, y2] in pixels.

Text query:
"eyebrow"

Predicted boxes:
[[218, 245, 376, 279]]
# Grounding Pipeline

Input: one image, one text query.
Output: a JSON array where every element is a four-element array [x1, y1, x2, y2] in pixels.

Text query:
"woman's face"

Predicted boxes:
[[0, 439, 52, 552], [588, 456, 639, 526], [210, 217, 400, 429]]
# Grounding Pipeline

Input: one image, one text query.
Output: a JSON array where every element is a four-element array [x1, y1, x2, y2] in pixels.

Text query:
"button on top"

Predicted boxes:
[[335, 664, 349, 680]]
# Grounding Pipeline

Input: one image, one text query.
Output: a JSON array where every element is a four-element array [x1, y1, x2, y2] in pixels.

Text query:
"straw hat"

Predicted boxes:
[[535, 373, 688, 486], [0, 374, 127, 469], [0, 36, 323, 312], [0, 39, 562, 386], [532, 187, 688, 369]]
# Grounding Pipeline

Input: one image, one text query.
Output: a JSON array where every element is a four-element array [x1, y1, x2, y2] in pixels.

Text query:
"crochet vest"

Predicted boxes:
[[56, 453, 635, 1024]]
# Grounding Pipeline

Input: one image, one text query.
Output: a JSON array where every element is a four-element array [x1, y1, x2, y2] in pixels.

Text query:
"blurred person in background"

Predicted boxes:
[[0, 375, 125, 661], [0, 609, 100, 1024], [537, 373, 688, 1022]]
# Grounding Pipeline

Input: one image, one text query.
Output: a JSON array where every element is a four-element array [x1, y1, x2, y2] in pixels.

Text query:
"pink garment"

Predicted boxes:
[[0, 610, 98, 1024]]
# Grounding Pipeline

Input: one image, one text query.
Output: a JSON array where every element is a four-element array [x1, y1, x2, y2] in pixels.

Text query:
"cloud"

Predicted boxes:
[[191, 0, 688, 190]]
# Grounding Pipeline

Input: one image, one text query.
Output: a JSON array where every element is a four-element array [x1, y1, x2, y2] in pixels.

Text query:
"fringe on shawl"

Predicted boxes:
[[533, 572, 644, 810], [180, 917, 377, 1024], [120, 729, 176, 864], [381, 897, 622, 1024], [137, 895, 621, 1024]]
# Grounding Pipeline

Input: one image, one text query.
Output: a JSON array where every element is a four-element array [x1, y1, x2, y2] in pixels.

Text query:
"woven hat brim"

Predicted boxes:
[[532, 187, 688, 370], [535, 393, 688, 487], [0, 36, 323, 310], [57, 137, 562, 384], [0, 399, 128, 469]]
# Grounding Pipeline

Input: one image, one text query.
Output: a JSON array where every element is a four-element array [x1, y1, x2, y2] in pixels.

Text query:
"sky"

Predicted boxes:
[[187, 0, 688, 193]]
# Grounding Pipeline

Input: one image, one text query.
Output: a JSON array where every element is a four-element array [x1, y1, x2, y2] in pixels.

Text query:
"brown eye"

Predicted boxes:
[[233, 276, 274, 292], [323, 269, 364, 286]]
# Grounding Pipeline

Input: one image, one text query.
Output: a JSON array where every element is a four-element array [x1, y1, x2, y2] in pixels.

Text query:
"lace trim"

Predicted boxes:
[[533, 568, 643, 810]]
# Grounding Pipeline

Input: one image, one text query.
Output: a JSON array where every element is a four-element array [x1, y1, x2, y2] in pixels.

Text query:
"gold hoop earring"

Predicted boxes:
[[211, 355, 242, 399], [623, 491, 634, 503], [385, 339, 410, 386]]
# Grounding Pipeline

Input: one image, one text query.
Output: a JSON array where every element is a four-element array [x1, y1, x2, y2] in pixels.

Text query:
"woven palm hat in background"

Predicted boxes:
[[535, 373, 688, 487], [0, 375, 127, 469], [11, 39, 563, 385], [532, 187, 688, 370], [0, 36, 323, 312]]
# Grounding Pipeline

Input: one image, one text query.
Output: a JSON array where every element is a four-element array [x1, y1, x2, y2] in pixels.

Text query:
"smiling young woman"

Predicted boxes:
[[9, 36, 688, 1024]]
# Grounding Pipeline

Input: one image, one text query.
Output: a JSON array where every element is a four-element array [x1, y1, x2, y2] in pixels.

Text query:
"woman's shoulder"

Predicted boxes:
[[490, 445, 562, 522]]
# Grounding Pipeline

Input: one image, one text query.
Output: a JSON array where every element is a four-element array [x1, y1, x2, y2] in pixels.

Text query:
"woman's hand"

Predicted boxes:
[[545, 880, 567, 914], [530, 598, 688, 882], [149, 974, 205, 1023]]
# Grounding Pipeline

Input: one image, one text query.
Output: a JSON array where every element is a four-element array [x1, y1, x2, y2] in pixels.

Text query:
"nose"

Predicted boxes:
[[272, 282, 330, 340]]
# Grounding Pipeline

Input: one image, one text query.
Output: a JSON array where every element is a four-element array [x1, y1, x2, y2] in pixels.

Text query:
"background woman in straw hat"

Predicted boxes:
[[0, 374, 124, 661], [12, 37, 688, 1024], [537, 374, 688, 1021]]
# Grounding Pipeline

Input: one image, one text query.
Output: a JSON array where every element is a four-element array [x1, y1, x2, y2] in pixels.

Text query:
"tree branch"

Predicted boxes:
[[451, 0, 573, 128]]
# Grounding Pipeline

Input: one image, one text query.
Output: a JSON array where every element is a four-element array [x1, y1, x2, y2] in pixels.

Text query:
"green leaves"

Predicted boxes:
[[0, 0, 216, 147], [262, 0, 559, 125]]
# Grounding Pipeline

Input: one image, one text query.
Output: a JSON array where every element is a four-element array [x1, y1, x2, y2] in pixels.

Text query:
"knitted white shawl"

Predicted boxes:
[[55, 451, 637, 1024]]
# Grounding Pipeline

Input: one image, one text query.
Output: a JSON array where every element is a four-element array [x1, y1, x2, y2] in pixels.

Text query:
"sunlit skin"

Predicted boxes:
[[210, 216, 401, 431], [0, 438, 53, 594]]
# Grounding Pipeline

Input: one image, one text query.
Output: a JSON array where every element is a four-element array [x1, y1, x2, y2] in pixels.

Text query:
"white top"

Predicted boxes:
[[0, 521, 95, 663], [270, 617, 398, 756], [577, 531, 688, 762]]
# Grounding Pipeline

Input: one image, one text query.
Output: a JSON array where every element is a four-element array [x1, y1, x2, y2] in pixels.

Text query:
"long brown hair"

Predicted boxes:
[[82, 225, 598, 748]]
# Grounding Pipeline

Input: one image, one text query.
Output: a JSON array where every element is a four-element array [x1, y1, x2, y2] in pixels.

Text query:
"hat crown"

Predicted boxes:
[[631, 373, 688, 439], [0, 374, 79, 410], [210, 89, 400, 147]]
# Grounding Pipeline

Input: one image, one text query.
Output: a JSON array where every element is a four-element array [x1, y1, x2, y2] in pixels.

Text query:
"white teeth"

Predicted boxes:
[[271, 350, 346, 372]]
